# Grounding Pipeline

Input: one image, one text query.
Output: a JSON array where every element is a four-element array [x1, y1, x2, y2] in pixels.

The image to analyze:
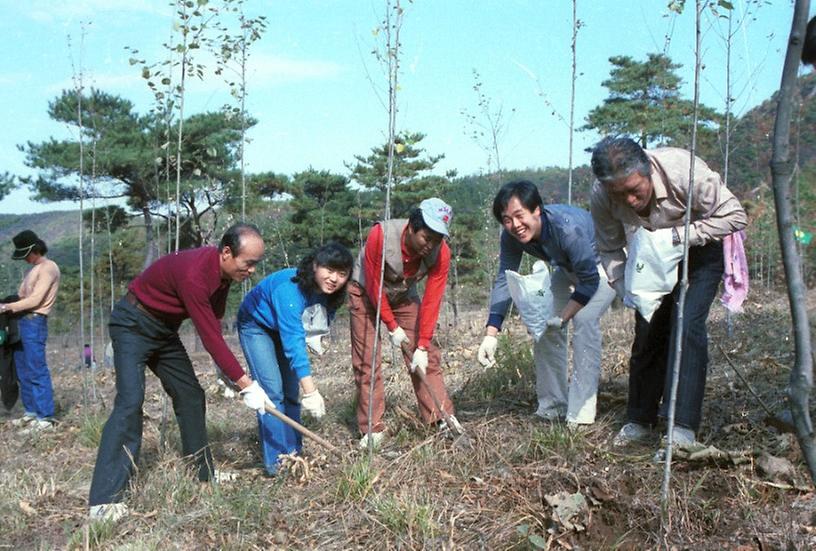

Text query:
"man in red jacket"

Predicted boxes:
[[349, 198, 457, 449], [89, 224, 269, 521]]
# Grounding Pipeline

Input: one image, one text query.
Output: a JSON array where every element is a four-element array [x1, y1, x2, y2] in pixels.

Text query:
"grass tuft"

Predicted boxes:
[[372, 495, 437, 540], [336, 457, 376, 501]]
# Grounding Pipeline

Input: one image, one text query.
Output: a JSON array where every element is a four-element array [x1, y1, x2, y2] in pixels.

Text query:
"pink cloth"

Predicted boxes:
[[721, 230, 749, 313]]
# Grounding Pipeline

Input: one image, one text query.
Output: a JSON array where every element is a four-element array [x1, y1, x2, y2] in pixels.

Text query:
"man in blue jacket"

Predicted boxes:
[[478, 181, 616, 427]]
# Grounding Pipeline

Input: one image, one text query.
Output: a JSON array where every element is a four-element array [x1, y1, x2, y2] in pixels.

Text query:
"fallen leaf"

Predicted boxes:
[[544, 491, 587, 532], [19, 501, 36, 516], [589, 478, 614, 502]]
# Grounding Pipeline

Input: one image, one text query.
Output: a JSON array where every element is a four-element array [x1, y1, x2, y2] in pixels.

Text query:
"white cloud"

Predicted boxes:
[[24, 0, 167, 25], [246, 53, 344, 85], [0, 73, 33, 86]]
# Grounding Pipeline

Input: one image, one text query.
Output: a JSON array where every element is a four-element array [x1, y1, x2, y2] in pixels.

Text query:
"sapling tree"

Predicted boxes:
[[658, 0, 704, 532], [567, 0, 582, 205], [68, 31, 88, 380], [129, 0, 220, 252], [460, 70, 512, 302], [363, 0, 407, 458], [769, 0, 815, 484], [211, 0, 267, 223]]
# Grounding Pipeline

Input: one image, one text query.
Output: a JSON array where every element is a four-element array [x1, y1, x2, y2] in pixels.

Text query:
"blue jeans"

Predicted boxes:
[[626, 241, 724, 432], [13, 314, 54, 419], [237, 313, 302, 475]]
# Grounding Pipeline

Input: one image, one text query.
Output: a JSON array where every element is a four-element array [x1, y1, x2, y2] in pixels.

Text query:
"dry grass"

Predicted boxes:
[[1, 288, 816, 549]]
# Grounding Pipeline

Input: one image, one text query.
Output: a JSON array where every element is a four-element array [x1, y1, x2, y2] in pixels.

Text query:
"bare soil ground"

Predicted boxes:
[[1, 288, 815, 550]]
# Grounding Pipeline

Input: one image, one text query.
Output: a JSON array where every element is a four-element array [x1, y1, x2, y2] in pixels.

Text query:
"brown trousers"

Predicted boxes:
[[348, 283, 454, 435]]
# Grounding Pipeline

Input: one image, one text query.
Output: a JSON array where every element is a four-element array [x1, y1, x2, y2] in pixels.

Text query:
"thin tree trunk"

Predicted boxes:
[[452, 250, 460, 326], [72, 38, 87, 382], [724, 10, 734, 337], [367, 0, 403, 459], [567, 0, 577, 205], [142, 206, 156, 270], [174, 0, 190, 254], [105, 202, 115, 310], [770, 0, 816, 484], [661, 0, 702, 518]]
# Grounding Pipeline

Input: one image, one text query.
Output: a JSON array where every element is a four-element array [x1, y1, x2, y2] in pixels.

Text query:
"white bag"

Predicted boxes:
[[505, 260, 555, 342], [624, 227, 684, 322], [301, 303, 330, 355]]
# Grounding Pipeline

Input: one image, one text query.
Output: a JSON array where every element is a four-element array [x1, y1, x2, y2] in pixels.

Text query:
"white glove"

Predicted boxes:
[[301, 389, 326, 418], [389, 326, 409, 348], [546, 317, 564, 330], [217, 376, 236, 399], [410, 348, 428, 376], [477, 335, 498, 367], [240, 381, 271, 415]]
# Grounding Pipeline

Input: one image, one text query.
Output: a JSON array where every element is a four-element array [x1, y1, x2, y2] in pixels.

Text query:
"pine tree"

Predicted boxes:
[[583, 53, 721, 149]]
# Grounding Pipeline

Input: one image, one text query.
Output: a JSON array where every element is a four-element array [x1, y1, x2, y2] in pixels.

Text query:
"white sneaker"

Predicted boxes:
[[89, 503, 129, 522], [653, 428, 699, 462], [213, 469, 238, 483], [19, 419, 55, 435], [612, 422, 650, 447], [358, 432, 385, 450], [669, 426, 696, 446], [10, 413, 37, 426]]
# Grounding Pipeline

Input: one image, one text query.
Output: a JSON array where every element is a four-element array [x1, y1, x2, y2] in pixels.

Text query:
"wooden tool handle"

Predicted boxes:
[[263, 403, 342, 456]]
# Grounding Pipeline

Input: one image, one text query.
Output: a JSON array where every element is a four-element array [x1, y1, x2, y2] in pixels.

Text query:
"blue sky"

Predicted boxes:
[[0, 0, 808, 213]]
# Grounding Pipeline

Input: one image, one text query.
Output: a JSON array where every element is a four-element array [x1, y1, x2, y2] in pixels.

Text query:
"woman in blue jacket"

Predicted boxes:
[[237, 242, 353, 475]]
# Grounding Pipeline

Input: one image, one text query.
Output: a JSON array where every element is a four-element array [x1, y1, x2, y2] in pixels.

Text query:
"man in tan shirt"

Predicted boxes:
[[590, 137, 747, 448], [0, 230, 61, 431]]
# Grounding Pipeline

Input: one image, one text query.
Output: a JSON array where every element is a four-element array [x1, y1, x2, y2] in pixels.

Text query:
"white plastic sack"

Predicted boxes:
[[624, 227, 684, 322], [505, 260, 555, 342], [302, 303, 330, 355]]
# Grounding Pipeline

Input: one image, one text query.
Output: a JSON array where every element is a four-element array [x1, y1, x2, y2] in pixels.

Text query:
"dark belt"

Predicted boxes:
[[124, 291, 165, 322]]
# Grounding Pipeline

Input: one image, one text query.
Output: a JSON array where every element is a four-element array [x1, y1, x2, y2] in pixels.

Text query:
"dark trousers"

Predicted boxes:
[[89, 299, 213, 506], [626, 241, 724, 433]]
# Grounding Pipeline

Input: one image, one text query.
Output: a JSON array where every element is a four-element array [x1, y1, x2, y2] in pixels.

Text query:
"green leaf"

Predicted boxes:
[[528, 534, 548, 549], [128, 57, 139, 66], [161, 77, 171, 85], [142, 67, 151, 79], [718, 0, 734, 9]]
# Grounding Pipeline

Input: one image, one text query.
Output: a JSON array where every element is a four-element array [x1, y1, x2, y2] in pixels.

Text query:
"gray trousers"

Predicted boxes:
[[533, 266, 616, 424]]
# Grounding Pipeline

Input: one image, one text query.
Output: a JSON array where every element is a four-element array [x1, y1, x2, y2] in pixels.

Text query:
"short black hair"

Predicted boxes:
[[590, 136, 651, 183], [219, 223, 261, 256], [803, 16, 816, 66], [492, 180, 543, 223], [31, 239, 48, 256], [291, 241, 354, 310]]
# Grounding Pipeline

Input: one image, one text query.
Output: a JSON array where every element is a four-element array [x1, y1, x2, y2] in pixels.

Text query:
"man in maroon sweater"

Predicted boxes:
[[89, 224, 267, 521]]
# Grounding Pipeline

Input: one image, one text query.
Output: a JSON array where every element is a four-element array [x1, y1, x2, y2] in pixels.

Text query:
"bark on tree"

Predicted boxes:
[[770, 0, 816, 484]]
